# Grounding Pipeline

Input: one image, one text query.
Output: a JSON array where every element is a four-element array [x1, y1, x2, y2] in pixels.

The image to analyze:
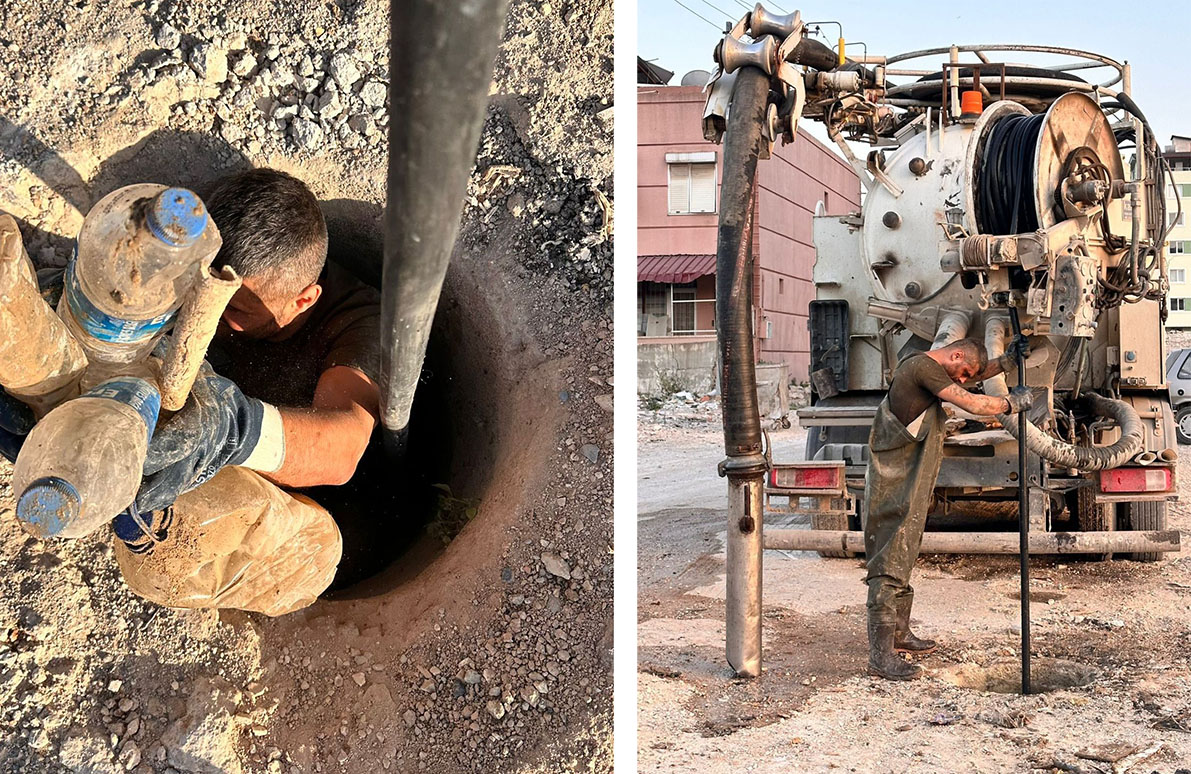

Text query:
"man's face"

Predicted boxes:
[[941, 352, 980, 383], [219, 276, 305, 340]]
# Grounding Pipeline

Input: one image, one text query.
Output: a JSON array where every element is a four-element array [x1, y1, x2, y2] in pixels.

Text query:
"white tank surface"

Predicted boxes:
[[859, 119, 981, 313]]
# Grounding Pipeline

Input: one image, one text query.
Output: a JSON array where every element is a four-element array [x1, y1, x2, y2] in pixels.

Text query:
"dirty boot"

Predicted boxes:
[[894, 592, 937, 654], [867, 614, 922, 680]]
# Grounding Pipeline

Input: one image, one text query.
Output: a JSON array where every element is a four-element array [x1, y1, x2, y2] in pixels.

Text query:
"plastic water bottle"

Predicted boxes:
[[13, 376, 160, 539], [58, 184, 221, 371]]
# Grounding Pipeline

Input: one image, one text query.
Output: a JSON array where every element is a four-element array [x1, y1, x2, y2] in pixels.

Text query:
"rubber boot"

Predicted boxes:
[[894, 592, 937, 654], [867, 613, 922, 681]]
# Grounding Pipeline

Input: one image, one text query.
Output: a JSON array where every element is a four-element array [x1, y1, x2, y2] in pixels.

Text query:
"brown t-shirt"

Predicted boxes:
[[887, 354, 954, 427], [209, 262, 381, 407]]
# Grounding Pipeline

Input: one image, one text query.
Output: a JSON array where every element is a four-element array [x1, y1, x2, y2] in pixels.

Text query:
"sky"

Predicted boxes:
[[638, 0, 1191, 153]]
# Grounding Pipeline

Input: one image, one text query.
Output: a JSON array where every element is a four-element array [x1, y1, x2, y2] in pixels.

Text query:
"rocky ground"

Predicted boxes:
[[0, 0, 612, 772], [638, 370, 1191, 773]]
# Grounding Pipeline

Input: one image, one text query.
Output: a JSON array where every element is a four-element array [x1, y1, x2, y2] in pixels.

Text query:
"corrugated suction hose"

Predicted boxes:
[[984, 317, 1143, 471]]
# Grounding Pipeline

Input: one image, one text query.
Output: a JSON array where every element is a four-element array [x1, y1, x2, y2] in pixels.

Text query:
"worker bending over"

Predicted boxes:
[[865, 337, 1032, 680]]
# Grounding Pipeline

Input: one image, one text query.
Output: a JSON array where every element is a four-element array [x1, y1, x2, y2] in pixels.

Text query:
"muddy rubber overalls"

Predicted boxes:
[[864, 396, 945, 612], [863, 360, 947, 678]]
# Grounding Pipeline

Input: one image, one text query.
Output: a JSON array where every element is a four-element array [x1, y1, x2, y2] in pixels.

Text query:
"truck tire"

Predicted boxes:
[[1076, 485, 1114, 532], [1177, 405, 1191, 445], [1075, 485, 1114, 561], [1123, 501, 1168, 562]]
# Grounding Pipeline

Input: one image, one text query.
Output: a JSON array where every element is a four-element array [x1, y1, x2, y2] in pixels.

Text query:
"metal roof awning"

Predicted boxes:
[[638, 254, 716, 284]]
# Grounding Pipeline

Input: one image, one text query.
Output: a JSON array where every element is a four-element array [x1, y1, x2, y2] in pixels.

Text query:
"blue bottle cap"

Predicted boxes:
[[17, 476, 82, 538], [145, 187, 209, 247]]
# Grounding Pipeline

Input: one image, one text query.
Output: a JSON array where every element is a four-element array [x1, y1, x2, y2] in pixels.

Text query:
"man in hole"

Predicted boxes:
[[108, 168, 386, 616]]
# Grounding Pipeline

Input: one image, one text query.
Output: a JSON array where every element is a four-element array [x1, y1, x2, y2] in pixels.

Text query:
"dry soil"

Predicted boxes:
[[638, 390, 1191, 774]]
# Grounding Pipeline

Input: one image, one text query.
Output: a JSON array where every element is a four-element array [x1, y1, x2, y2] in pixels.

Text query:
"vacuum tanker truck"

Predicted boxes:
[[704, 7, 1178, 562]]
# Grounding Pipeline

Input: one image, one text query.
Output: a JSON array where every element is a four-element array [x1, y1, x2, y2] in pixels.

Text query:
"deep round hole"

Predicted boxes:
[[310, 201, 535, 597], [938, 657, 1098, 694]]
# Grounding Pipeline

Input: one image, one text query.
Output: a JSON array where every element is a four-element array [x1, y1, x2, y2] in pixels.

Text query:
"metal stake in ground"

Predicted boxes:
[[715, 65, 771, 678], [1009, 306, 1031, 695]]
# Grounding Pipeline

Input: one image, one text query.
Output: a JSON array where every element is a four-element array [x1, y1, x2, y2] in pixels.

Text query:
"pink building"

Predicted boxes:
[[637, 84, 861, 380]]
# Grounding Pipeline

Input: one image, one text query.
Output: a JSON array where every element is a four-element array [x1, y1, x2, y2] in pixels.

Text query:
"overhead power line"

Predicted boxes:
[[670, 0, 724, 31], [696, 0, 736, 24]]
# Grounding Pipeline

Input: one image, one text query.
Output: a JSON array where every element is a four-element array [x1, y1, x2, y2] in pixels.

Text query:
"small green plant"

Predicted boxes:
[[427, 484, 480, 545], [655, 367, 690, 396]]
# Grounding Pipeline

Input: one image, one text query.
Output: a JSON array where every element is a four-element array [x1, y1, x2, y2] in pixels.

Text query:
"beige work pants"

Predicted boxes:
[[113, 466, 342, 617]]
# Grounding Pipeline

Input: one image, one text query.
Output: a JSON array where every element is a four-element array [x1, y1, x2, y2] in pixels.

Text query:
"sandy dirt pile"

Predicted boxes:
[[0, 0, 612, 772], [638, 370, 1191, 773]]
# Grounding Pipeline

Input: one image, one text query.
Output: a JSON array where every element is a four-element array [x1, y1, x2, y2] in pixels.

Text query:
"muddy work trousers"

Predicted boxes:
[[863, 399, 946, 617], [114, 466, 343, 617]]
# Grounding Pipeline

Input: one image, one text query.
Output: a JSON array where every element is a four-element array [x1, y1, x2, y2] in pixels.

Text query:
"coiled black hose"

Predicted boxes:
[[977, 113, 1046, 235]]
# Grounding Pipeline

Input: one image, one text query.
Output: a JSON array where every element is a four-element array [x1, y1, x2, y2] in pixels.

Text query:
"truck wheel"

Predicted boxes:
[[1076, 486, 1114, 560], [1124, 501, 1168, 562], [1076, 485, 1114, 531], [811, 511, 858, 559], [1177, 405, 1191, 445]]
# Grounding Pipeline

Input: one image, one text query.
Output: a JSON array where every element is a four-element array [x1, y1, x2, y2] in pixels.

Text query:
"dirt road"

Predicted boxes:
[[638, 406, 1191, 774]]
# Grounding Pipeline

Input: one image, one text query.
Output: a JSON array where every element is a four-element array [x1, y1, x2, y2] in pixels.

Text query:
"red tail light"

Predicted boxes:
[[769, 465, 843, 490], [1100, 467, 1172, 493]]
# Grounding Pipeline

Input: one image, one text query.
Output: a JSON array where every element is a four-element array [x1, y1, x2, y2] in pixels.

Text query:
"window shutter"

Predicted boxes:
[[668, 164, 690, 213], [689, 163, 717, 213]]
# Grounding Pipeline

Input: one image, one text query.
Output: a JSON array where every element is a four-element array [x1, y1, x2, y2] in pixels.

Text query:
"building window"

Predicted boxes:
[[1171, 298, 1188, 312], [1171, 268, 1187, 284], [638, 282, 668, 336], [667, 163, 717, 214], [1168, 211, 1186, 228], [1182, 184, 1191, 197], [665, 151, 718, 215], [637, 281, 716, 336], [1171, 242, 1188, 256], [779, 277, 785, 294], [670, 281, 715, 335]]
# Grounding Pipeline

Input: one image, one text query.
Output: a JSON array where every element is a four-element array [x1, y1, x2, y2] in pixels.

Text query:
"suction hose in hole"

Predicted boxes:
[[983, 317, 1143, 470]]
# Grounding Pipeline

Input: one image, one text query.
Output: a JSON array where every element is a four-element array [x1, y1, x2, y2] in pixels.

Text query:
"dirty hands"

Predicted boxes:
[[1009, 333, 1032, 363], [1003, 386, 1035, 414], [122, 361, 266, 516]]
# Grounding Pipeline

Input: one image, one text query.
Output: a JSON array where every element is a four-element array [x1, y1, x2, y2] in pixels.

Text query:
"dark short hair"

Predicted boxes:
[[205, 168, 327, 298], [949, 338, 988, 371]]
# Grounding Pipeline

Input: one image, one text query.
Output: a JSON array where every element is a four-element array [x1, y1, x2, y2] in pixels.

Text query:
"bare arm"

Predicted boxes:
[[936, 383, 1009, 417], [260, 365, 380, 488]]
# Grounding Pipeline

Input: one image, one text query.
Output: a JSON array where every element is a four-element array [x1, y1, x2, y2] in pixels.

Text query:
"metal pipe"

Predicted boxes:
[[884, 43, 1124, 74], [717, 66, 770, 679], [930, 309, 971, 349], [379, 0, 510, 453], [1008, 307, 1030, 695], [765, 529, 1180, 555]]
